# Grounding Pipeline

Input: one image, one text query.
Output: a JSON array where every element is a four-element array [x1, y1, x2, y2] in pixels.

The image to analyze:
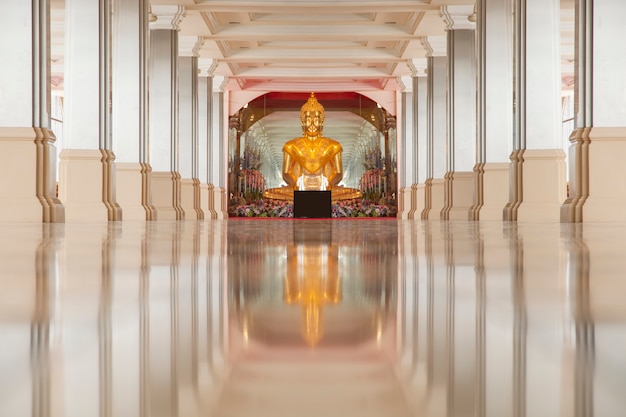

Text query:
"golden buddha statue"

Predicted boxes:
[[262, 92, 362, 202]]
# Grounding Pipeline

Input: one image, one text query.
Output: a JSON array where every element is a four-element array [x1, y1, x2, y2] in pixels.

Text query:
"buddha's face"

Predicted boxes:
[[302, 110, 323, 137]]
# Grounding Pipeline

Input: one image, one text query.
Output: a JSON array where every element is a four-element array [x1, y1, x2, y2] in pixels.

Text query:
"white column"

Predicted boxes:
[[149, 6, 185, 220], [178, 36, 204, 220], [211, 77, 228, 219], [421, 36, 447, 220], [504, 0, 566, 221], [561, 1, 626, 222], [398, 77, 413, 219], [0, 1, 64, 222], [407, 60, 428, 220], [112, 0, 154, 220], [471, 0, 514, 221], [441, 6, 477, 220], [199, 60, 218, 219], [60, 0, 121, 221]]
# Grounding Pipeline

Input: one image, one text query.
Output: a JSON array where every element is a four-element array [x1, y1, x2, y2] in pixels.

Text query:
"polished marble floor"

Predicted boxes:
[[0, 218, 625, 417]]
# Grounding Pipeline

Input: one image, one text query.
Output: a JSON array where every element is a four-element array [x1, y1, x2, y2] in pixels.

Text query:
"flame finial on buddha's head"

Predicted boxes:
[[300, 92, 325, 125]]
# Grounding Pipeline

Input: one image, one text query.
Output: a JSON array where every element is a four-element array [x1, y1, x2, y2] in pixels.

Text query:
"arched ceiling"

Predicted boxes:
[[49, 0, 576, 167]]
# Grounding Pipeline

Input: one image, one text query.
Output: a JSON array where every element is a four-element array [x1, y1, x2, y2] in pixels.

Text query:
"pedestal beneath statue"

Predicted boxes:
[[294, 191, 331, 218]]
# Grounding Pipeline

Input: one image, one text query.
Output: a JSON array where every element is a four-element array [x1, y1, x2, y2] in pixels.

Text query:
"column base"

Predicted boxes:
[[152, 171, 183, 220], [59, 149, 120, 222], [116, 162, 151, 221], [421, 178, 444, 220], [470, 162, 510, 221], [181, 177, 204, 220], [398, 186, 412, 219], [200, 183, 211, 218], [212, 187, 227, 219], [410, 184, 426, 220], [206, 184, 218, 219], [505, 149, 566, 221], [562, 127, 626, 222], [442, 171, 473, 220], [0, 127, 64, 222]]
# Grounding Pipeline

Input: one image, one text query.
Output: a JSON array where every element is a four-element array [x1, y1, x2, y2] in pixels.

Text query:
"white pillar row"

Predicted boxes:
[[60, 0, 121, 222], [561, 1, 626, 222], [504, 0, 566, 221], [149, 6, 185, 220], [407, 60, 428, 220], [178, 36, 204, 220], [211, 77, 228, 219], [397, 76, 414, 219], [198, 59, 218, 219], [470, 0, 514, 221], [112, 0, 154, 221], [440, 6, 477, 220], [0, 1, 64, 222], [420, 36, 447, 220]]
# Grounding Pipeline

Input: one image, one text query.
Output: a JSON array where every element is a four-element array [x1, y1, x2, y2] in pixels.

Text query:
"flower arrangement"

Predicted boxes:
[[229, 199, 294, 217], [360, 168, 387, 202], [238, 168, 266, 203], [360, 145, 388, 201], [228, 199, 396, 218]]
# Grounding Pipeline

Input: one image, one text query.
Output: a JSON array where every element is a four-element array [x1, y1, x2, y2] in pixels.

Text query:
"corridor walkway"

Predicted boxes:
[[0, 218, 624, 416]]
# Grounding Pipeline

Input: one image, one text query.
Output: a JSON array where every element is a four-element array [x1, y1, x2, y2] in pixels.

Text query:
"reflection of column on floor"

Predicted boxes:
[[517, 223, 566, 416], [562, 233, 594, 417], [58, 224, 112, 416], [585, 226, 626, 416], [443, 222, 478, 414], [30, 227, 58, 416], [482, 222, 514, 416], [148, 222, 181, 417], [176, 222, 201, 415]]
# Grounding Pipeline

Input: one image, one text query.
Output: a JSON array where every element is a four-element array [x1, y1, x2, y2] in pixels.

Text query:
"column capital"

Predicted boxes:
[[198, 58, 219, 77], [440, 5, 476, 31], [421, 36, 447, 57], [179, 36, 204, 57], [398, 76, 412, 92], [150, 5, 185, 30], [213, 75, 228, 93], [407, 58, 427, 77]]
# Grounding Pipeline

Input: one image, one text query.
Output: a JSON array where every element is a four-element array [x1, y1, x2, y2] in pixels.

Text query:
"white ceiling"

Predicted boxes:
[[50, 0, 576, 182]]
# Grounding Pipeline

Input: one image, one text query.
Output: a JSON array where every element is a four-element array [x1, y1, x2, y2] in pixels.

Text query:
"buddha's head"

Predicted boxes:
[[300, 92, 325, 138]]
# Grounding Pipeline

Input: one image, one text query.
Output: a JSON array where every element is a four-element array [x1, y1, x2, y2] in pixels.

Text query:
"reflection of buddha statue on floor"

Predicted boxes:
[[262, 92, 362, 202]]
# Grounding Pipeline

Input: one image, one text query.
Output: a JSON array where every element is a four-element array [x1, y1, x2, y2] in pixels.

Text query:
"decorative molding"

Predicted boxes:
[[398, 76, 412, 92], [198, 58, 219, 77], [149, 5, 185, 30], [213, 75, 228, 92], [407, 58, 427, 77], [179, 36, 204, 57], [421, 36, 447, 57], [440, 5, 476, 31]]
